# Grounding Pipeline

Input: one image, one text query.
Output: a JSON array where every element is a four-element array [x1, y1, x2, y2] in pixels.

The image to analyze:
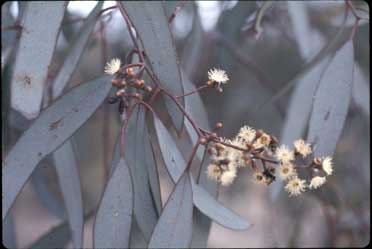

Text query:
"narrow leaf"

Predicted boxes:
[[31, 164, 66, 219], [148, 173, 193, 248], [153, 115, 187, 183], [307, 41, 354, 156], [93, 158, 133, 249], [124, 106, 158, 241], [119, 1, 185, 132], [52, 2, 103, 99], [352, 64, 369, 119], [30, 221, 71, 249], [2, 75, 112, 220], [3, 214, 16, 248], [52, 140, 83, 249], [190, 175, 251, 230], [10, 2, 66, 119]]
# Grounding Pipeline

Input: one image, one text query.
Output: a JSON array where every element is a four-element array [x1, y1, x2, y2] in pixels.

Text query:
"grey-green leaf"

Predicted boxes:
[[52, 140, 83, 249], [190, 175, 251, 230], [93, 158, 133, 249], [124, 106, 158, 241], [52, 2, 103, 99], [148, 173, 193, 248], [10, 2, 67, 119], [119, 1, 185, 132], [153, 115, 187, 183], [307, 41, 354, 156], [2, 75, 112, 220]]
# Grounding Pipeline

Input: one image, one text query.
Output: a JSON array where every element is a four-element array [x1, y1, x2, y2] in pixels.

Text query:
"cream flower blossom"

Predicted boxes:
[[278, 162, 297, 181], [309, 176, 326, 189], [285, 177, 307, 196], [208, 68, 229, 84], [104, 58, 121, 75], [206, 164, 221, 181], [322, 156, 334, 175], [238, 126, 256, 143], [220, 169, 237, 186], [294, 139, 312, 158], [275, 145, 295, 163]]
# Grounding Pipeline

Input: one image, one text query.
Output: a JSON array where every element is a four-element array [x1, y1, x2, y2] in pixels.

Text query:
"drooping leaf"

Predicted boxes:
[[10, 2, 67, 119], [190, 174, 251, 231], [109, 133, 121, 176], [129, 218, 148, 248], [3, 213, 16, 248], [287, 1, 312, 59], [31, 163, 66, 219], [52, 140, 83, 249], [145, 133, 162, 216], [93, 158, 133, 249], [2, 75, 112, 220], [123, 106, 158, 241], [153, 115, 187, 183], [352, 64, 370, 119], [148, 173, 193, 248], [307, 41, 354, 156], [52, 2, 103, 99], [119, 1, 185, 132], [1, 2, 17, 49], [270, 56, 331, 200], [30, 221, 71, 249]]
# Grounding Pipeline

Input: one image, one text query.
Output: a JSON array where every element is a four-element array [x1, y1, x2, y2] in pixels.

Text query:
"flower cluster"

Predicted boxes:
[[104, 58, 152, 115], [206, 125, 335, 197], [206, 68, 229, 92]]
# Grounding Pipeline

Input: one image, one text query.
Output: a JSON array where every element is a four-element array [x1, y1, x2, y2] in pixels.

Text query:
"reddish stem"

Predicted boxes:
[[176, 85, 208, 98]]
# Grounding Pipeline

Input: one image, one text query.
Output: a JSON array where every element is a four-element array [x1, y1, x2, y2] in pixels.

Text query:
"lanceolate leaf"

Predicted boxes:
[[93, 158, 133, 249], [52, 2, 103, 99], [3, 214, 15, 248], [190, 174, 251, 231], [2, 75, 112, 220], [307, 41, 354, 156], [148, 173, 193, 248], [52, 140, 83, 249], [124, 106, 158, 241], [119, 1, 185, 132], [352, 64, 370, 119], [270, 56, 331, 200], [153, 115, 187, 183], [30, 220, 71, 249], [10, 2, 67, 119]]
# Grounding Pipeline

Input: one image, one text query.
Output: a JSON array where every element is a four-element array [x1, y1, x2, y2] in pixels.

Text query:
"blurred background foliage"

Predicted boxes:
[[2, 1, 370, 248]]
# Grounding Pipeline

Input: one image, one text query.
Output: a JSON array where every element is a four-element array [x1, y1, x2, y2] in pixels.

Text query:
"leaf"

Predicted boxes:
[[352, 64, 369, 119], [190, 174, 251, 231], [30, 221, 71, 249], [123, 106, 158, 241], [10, 2, 67, 119], [148, 173, 193, 248], [52, 140, 83, 249], [119, 1, 185, 132], [287, 1, 312, 59], [153, 115, 187, 183], [93, 158, 133, 249], [270, 56, 331, 200], [52, 2, 103, 99], [2, 75, 112, 220], [307, 41, 354, 156], [1, 2, 17, 49], [3, 214, 16, 248], [145, 133, 163, 216], [31, 163, 66, 219]]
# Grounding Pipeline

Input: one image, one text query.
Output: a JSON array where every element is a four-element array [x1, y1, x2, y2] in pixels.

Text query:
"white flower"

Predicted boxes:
[[294, 139, 312, 158], [238, 126, 256, 143], [322, 157, 334, 175], [220, 169, 237, 186], [285, 177, 307, 196], [278, 162, 297, 181], [104, 58, 121, 75], [275, 145, 295, 163], [309, 176, 326, 189], [206, 164, 221, 181], [208, 68, 229, 84]]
